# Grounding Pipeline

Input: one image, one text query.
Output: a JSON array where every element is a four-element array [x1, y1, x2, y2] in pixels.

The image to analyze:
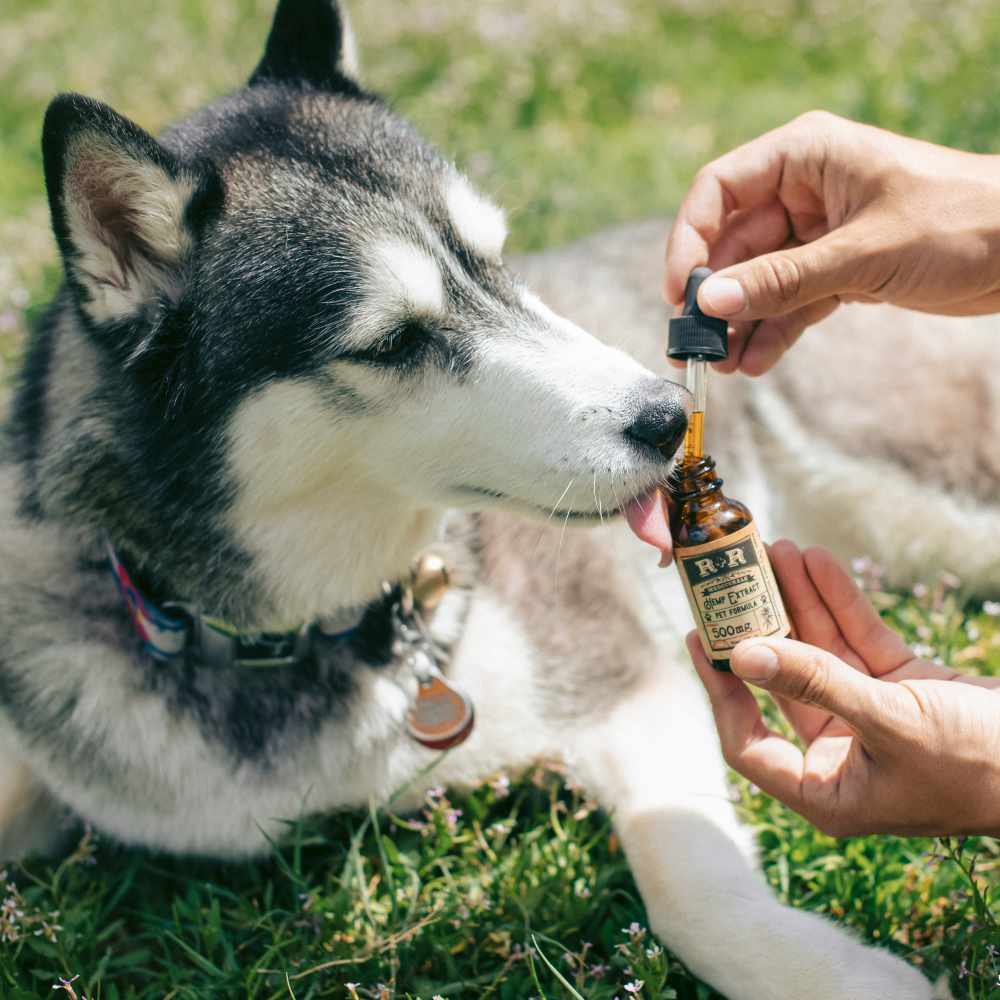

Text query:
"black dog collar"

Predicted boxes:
[[108, 542, 370, 669], [107, 542, 474, 748]]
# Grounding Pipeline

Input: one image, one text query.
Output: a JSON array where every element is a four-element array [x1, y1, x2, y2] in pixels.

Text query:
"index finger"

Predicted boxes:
[[664, 126, 792, 304], [801, 547, 914, 677], [686, 632, 809, 811]]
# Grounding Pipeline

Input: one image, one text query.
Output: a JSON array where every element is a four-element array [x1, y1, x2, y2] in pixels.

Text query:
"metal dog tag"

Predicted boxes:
[[392, 556, 474, 750], [406, 671, 475, 750]]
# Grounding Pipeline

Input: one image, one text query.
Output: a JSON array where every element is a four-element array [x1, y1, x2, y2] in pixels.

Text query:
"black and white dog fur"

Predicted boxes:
[[5, 2, 998, 996]]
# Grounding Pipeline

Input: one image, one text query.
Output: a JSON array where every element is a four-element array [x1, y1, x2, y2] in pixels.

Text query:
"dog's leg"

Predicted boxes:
[[0, 752, 69, 861], [570, 650, 943, 1000]]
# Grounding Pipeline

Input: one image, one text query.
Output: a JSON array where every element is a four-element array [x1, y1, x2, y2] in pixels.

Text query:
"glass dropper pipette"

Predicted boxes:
[[667, 267, 728, 460], [683, 355, 708, 461]]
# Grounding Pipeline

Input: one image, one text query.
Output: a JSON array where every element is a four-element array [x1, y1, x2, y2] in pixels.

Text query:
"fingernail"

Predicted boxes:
[[731, 640, 778, 682], [700, 276, 747, 316], [658, 549, 673, 568]]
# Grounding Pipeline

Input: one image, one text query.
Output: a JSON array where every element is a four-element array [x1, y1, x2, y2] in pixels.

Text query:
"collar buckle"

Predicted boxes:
[[163, 602, 314, 669]]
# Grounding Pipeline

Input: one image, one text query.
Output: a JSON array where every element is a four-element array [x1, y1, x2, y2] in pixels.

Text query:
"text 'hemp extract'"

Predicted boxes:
[[666, 268, 790, 670]]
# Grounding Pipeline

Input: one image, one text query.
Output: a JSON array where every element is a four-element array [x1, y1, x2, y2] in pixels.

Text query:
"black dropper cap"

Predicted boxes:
[[667, 266, 729, 361]]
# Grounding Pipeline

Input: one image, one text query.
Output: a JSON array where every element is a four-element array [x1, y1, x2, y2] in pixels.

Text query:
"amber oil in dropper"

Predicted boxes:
[[665, 269, 790, 671]]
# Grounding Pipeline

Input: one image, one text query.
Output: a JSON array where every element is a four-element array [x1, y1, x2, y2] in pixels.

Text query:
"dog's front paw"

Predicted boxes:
[[818, 951, 944, 1000], [933, 974, 956, 1000], [725, 934, 944, 1000]]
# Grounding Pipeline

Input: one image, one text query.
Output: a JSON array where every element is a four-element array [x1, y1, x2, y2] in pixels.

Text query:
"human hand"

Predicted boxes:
[[689, 540, 1000, 837], [665, 111, 1000, 375]]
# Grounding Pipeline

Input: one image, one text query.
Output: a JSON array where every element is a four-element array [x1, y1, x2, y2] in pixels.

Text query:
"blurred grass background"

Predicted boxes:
[[3, 1, 1000, 997], [6, 0, 1000, 369]]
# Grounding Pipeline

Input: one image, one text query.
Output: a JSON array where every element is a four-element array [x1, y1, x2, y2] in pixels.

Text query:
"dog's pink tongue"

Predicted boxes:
[[624, 488, 673, 552]]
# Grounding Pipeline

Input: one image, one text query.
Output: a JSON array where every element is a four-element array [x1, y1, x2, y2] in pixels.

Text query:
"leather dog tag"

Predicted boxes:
[[406, 674, 474, 750]]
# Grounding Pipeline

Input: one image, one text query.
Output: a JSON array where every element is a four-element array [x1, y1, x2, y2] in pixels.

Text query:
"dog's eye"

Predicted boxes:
[[356, 320, 427, 365]]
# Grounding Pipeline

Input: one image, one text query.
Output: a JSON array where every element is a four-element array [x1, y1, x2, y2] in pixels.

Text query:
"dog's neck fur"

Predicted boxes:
[[230, 484, 446, 628], [12, 304, 446, 630]]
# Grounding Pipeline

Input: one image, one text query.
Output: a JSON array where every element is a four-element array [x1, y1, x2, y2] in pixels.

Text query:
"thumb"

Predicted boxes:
[[730, 636, 898, 742], [698, 231, 860, 320]]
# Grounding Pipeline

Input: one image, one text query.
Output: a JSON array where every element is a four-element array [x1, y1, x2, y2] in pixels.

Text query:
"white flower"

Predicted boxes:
[[490, 774, 511, 798], [624, 980, 645, 995], [983, 600, 1000, 616]]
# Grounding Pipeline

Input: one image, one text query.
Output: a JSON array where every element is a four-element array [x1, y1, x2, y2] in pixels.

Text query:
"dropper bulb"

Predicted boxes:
[[683, 267, 715, 316], [668, 267, 729, 362]]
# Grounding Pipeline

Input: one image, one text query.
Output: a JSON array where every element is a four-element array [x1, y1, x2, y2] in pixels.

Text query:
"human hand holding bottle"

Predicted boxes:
[[688, 540, 1000, 837], [664, 111, 1000, 375]]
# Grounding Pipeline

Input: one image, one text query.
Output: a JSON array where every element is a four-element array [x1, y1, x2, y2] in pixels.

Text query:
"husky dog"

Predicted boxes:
[[4, 1, 994, 996]]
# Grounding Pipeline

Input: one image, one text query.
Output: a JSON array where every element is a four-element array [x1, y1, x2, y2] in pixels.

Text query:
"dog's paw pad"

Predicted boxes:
[[932, 974, 955, 1000]]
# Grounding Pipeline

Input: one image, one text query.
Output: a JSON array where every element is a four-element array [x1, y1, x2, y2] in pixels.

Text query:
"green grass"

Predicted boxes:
[[3, 0, 1000, 996], [3, 585, 1000, 1000]]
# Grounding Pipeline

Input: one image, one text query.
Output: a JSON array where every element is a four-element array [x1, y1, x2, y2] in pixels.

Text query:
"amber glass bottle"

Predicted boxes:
[[666, 269, 790, 671]]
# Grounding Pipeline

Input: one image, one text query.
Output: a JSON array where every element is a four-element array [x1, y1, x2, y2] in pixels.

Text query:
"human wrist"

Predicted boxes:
[[955, 153, 1000, 266]]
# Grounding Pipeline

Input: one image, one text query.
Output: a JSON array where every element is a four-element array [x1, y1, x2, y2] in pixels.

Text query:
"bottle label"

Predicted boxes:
[[674, 519, 790, 662]]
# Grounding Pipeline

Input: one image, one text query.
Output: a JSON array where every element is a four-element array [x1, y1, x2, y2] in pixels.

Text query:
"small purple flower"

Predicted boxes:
[[52, 977, 82, 1000], [624, 980, 645, 995], [851, 555, 885, 590]]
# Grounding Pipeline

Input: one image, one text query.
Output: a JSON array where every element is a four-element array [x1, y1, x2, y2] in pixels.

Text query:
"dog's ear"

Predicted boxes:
[[42, 93, 220, 327], [250, 0, 361, 90]]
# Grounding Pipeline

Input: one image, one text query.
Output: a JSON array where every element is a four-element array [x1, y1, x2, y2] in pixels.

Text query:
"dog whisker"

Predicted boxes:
[[547, 477, 576, 522], [532, 476, 576, 560], [593, 471, 604, 525], [552, 502, 574, 599], [609, 471, 624, 518]]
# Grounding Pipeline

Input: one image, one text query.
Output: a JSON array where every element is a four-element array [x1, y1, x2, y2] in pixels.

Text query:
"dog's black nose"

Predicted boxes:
[[625, 395, 688, 457]]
